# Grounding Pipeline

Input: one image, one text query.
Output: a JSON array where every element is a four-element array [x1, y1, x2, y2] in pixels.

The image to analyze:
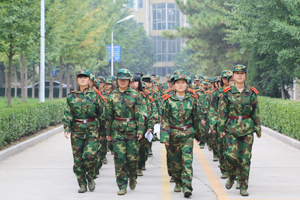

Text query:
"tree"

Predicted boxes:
[[0, 0, 39, 105]]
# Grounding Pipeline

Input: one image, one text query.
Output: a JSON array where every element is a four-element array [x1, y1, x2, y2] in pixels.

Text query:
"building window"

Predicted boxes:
[[127, 0, 133, 8], [152, 36, 181, 62], [152, 3, 180, 31], [138, 23, 144, 26], [154, 67, 173, 76], [138, 0, 143, 8]]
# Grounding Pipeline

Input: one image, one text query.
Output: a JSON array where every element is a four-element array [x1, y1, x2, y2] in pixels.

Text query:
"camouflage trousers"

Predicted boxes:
[[112, 130, 138, 189], [138, 137, 150, 169], [217, 136, 226, 174], [95, 137, 104, 177], [224, 133, 254, 190], [170, 136, 194, 191], [199, 121, 208, 146], [71, 131, 99, 186], [208, 129, 219, 158], [165, 145, 173, 177]]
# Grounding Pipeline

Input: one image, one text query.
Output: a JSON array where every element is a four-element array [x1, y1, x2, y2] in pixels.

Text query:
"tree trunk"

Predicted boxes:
[[5, 67, 7, 102], [280, 82, 286, 99], [73, 65, 77, 90], [59, 56, 63, 99], [7, 53, 13, 106], [32, 63, 35, 98], [14, 65, 17, 101], [25, 62, 28, 100], [66, 63, 70, 94], [19, 51, 26, 103], [48, 60, 53, 101]]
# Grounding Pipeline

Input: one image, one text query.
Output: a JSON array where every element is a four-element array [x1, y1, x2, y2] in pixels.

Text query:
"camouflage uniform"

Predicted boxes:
[[63, 70, 105, 187], [106, 69, 144, 190], [218, 65, 261, 191], [160, 74, 202, 193]]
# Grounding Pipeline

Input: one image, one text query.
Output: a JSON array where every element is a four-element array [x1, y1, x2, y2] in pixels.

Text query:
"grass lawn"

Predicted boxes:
[[0, 97, 59, 108]]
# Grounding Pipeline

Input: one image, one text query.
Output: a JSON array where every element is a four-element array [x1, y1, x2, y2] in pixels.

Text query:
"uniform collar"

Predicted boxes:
[[231, 84, 251, 93], [115, 87, 133, 93], [75, 87, 93, 93], [171, 92, 189, 101]]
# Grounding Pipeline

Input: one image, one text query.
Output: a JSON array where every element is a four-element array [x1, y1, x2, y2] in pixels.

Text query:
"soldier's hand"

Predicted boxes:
[[211, 130, 215, 133], [147, 129, 152, 133], [106, 136, 112, 141], [137, 134, 143, 141], [220, 132, 225, 138], [163, 142, 169, 146], [100, 136, 104, 140], [256, 133, 261, 138], [201, 120, 206, 126], [64, 132, 70, 139]]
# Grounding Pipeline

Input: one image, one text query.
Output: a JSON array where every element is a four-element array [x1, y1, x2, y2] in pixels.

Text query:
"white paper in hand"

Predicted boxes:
[[145, 131, 153, 143], [154, 124, 161, 134]]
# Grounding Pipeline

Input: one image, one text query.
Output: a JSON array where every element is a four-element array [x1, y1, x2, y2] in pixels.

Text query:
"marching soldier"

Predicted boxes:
[[218, 65, 261, 196], [106, 69, 145, 195], [63, 70, 105, 193], [160, 73, 202, 198]]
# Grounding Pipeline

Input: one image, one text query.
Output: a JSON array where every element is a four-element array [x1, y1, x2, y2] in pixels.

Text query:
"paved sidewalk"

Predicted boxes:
[[0, 132, 300, 200]]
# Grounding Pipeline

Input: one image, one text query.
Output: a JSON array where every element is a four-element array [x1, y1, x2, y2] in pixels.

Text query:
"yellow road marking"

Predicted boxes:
[[193, 141, 229, 200], [161, 145, 172, 200]]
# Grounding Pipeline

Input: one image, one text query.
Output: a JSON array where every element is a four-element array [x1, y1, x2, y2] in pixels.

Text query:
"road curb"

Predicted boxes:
[[0, 125, 63, 162], [262, 126, 300, 150]]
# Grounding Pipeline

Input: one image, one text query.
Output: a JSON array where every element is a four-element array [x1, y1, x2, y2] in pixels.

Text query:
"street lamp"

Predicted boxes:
[[111, 15, 135, 76]]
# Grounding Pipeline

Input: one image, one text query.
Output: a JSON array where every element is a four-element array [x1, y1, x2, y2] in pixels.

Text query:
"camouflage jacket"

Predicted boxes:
[[63, 88, 105, 136], [139, 91, 159, 129], [195, 88, 210, 119], [218, 85, 261, 137], [105, 87, 145, 136], [160, 92, 203, 143], [208, 87, 224, 132]]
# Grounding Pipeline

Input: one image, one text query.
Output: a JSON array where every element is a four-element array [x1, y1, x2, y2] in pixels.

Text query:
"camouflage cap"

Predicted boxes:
[[187, 76, 192, 85], [194, 75, 201, 81], [77, 69, 90, 77], [169, 75, 174, 82], [174, 69, 186, 75], [233, 65, 247, 73], [155, 75, 160, 79], [116, 68, 131, 80], [142, 75, 151, 82], [216, 76, 221, 82], [198, 74, 204, 79], [166, 74, 171, 79], [203, 77, 210, 84], [110, 75, 116, 81], [97, 76, 106, 83], [89, 74, 96, 82], [221, 70, 233, 78], [173, 74, 187, 81], [105, 78, 113, 84]]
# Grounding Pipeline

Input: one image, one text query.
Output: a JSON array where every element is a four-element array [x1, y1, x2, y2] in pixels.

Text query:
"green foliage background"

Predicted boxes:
[[259, 96, 300, 140]]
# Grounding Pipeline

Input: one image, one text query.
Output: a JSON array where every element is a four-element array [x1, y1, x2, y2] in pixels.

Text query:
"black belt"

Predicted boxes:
[[170, 124, 192, 131]]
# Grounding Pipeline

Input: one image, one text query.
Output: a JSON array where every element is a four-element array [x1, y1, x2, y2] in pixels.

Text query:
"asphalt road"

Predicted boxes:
[[0, 132, 299, 200]]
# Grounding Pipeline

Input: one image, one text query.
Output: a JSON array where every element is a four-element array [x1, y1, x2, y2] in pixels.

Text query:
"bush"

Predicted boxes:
[[0, 99, 65, 147], [259, 96, 300, 140]]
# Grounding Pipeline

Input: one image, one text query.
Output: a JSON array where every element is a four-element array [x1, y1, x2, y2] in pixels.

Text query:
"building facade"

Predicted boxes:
[[129, 0, 187, 79]]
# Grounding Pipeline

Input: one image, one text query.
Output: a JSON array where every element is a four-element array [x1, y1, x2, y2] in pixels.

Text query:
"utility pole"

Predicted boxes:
[[39, 0, 45, 102]]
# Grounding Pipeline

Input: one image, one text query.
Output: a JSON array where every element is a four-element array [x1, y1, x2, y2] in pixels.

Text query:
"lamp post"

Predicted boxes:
[[39, 0, 45, 102], [111, 15, 134, 76]]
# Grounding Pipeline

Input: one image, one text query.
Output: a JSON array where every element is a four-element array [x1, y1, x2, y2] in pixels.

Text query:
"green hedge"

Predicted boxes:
[[259, 96, 300, 140], [0, 99, 65, 147]]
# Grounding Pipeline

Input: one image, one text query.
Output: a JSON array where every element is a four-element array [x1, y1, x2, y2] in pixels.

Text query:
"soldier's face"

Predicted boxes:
[[145, 82, 151, 88], [117, 79, 129, 88], [233, 71, 246, 83], [174, 79, 188, 92], [104, 84, 112, 91], [194, 80, 200, 86], [77, 76, 90, 87], [222, 77, 229, 86], [155, 79, 160, 82], [131, 81, 139, 90], [229, 77, 235, 85], [100, 82, 105, 89], [202, 83, 208, 89]]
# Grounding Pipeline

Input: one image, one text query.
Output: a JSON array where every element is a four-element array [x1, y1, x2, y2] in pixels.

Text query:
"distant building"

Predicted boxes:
[[129, 0, 187, 80], [288, 78, 300, 100]]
